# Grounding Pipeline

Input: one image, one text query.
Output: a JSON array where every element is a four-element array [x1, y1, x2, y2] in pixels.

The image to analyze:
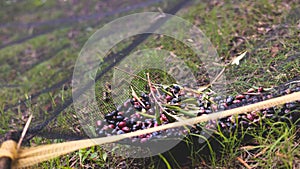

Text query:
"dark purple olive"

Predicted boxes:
[[106, 120, 115, 124], [117, 111, 124, 116], [127, 118, 136, 126], [96, 82, 300, 144], [197, 100, 204, 107], [235, 94, 245, 100], [258, 87, 264, 92], [116, 115, 125, 122], [160, 114, 168, 122], [130, 98, 136, 105], [141, 93, 150, 102], [218, 105, 226, 111], [171, 97, 181, 104], [205, 109, 212, 114], [118, 121, 127, 128], [231, 124, 237, 131], [173, 85, 180, 93], [134, 104, 142, 111], [233, 100, 241, 104], [108, 124, 115, 129], [251, 97, 259, 103], [246, 114, 254, 121], [285, 103, 297, 110], [152, 131, 160, 136], [226, 96, 234, 105], [98, 130, 105, 136], [166, 95, 173, 102], [291, 87, 300, 92], [104, 113, 114, 120], [214, 96, 222, 101], [111, 110, 118, 116], [122, 126, 130, 133], [117, 130, 125, 135], [266, 108, 275, 114]]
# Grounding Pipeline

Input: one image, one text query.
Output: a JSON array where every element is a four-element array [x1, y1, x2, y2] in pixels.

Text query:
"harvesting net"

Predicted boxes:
[[1, 1, 300, 169]]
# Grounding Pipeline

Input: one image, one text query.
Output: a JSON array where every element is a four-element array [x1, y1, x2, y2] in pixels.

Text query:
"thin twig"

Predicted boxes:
[[285, 80, 300, 86], [236, 156, 252, 169], [130, 86, 146, 108], [17, 113, 33, 150], [253, 146, 269, 158]]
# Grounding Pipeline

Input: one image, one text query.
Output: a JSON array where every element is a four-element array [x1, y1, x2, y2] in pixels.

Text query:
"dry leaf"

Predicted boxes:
[[231, 51, 247, 65], [270, 45, 280, 57]]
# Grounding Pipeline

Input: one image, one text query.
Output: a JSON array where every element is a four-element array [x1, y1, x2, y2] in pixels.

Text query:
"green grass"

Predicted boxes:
[[0, 0, 299, 168]]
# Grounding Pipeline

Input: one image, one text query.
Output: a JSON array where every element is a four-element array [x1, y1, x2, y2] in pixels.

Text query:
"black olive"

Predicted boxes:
[[134, 105, 142, 111], [98, 130, 105, 137], [285, 102, 298, 110], [171, 97, 181, 104], [197, 100, 204, 107], [152, 131, 160, 137], [106, 120, 116, 124], [218, 105, 226, 111], [116, 115, 125, 122], [104, 113, 114, 120], [226, 96, 234, 105], [252, 97, 259, 103], [141, 93, 149, 102], [173, 85, 180, 93], [214, 96, 222, 101]]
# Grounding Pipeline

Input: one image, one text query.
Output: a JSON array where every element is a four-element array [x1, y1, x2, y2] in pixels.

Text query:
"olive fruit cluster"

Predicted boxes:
[[96, 87, 187, 143], [95, 82, 300, 144], [205, 85, 300, 134]]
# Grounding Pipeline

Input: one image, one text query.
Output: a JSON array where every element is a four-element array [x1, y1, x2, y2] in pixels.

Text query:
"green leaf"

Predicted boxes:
[[90, 152, 98, 159], [102, 152, 107, 161]]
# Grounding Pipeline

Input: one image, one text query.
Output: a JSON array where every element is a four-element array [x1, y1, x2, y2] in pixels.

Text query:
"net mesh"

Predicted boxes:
[[1, 0, 300, 168]]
